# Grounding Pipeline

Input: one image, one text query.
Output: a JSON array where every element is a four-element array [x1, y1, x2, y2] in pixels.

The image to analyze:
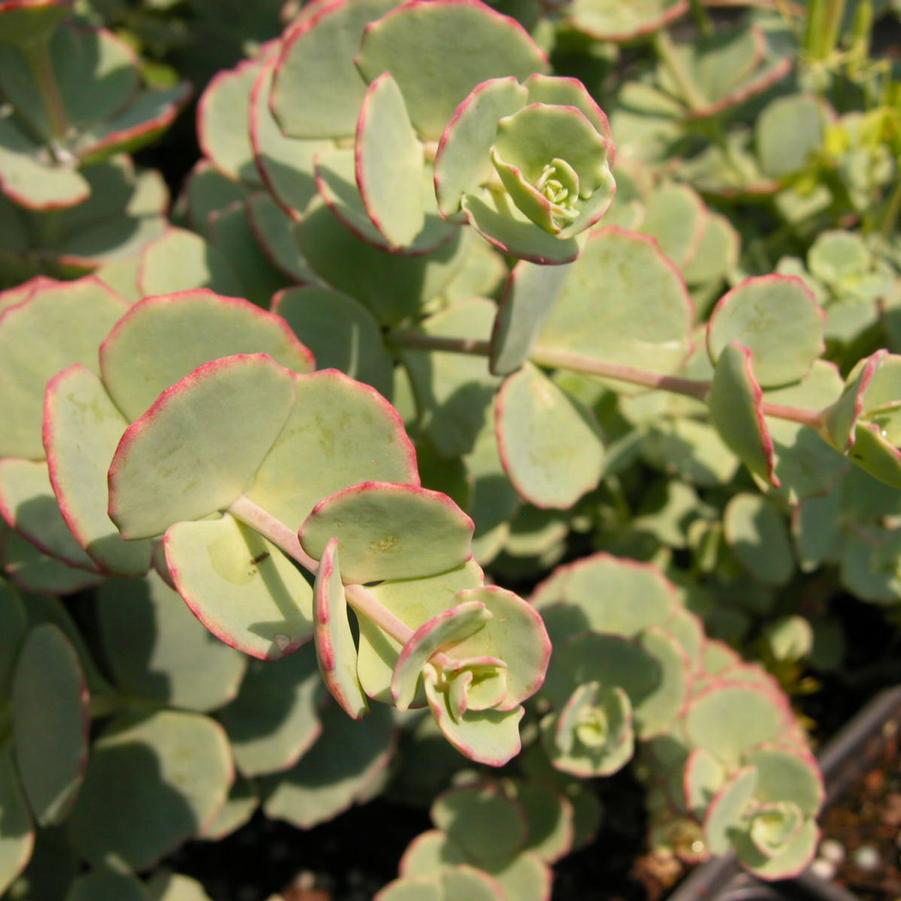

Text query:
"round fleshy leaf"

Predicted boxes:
[[12, 623, 88, 826], [444, 586, 550, 708], [0, 117, 90, 210], [400, 829, 468, 876], [65, 869, 150, 901], [314, 538, 368, 719], [262, 702, 395, 829], [138, 228, 244, 299], [100, 289, 313, 421], [565, 0, 687, 41], [756, 94, 826, 179], [0, 24, 136, 139], [490, 259, 571, 377], [356, 0, 548, 140], [724, 494, 794, 587], [533, 227, 693, 379], [392, 600, 492, 710], [640, 183, 707, 269], [708, 343, 779, 487], [434, 77, 528, 216], [544, 683, 634, 777], [704, 768, 757, 856], [424, 666, 525, 767], [685, 684, 788, 764], [298, 200, 465, 324], [1, 530, 103, 595], [0, 0, 69, 46], [634, 627, 688, 737], [0, 458, 95, 569], [735, 817, 818, 880], [245, 192, 318, 283], [197, 59, 263, 185], [745, 748, 823, 817], [68, 710, 233, 871], [397, 297, 500, 458], [682, 212, 739, 286], [218, 644, 322, 778], [496, 362, 604, 508], [249, 62, 331, 215], [300, 482, 474, 583], [0, 277, 126, 459], [357, 562, 484, 702], [246, 368, 418, 528], [356, 73, 425, 248], [376, 875, 442, 901], [461, 193, 580, 264], [96, 572, 247, 713], [200, 773, 259, 842], [44, 366, 153, 576], [270, 0, 398, 139], [108, 354, 296, 539], [535, 553, 677, 637], [273, 287, 394, 397], [432, 782, 527, 866], [513, 780, 575, 864], [685, 748, 726, 817], [164, 513, 314, 661], [0, 743, 33, 897], [707, 276, 824, 389]]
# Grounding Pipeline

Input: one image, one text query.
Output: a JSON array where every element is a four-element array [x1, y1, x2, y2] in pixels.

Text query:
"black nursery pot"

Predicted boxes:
[[667, 685, 901, 901]]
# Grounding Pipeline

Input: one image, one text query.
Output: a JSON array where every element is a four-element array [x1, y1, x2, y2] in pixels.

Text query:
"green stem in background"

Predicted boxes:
[[389, 331, 827, 430], [22, 36, 68, 147], [805, 0, 846, 60], [653, 30, 707, 114], [689, 0, 714, 37], [881, 174, 901, 239]]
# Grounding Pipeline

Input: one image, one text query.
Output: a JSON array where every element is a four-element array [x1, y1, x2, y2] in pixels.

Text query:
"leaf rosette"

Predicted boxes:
[[435, 74, 616, 264]]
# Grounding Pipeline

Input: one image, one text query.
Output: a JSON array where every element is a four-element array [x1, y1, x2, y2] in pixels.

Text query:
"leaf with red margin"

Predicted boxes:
[[356, 0, 548, 141], [100, 288, 313, 422], [247, 368, 418, 528], [1, 529, 104, 595], [355, 72, 425, 248], [197, 59, 264, 184], [0, 0, 70, 46], [0, 458, 96, 569], [704, 767, 757, 855], [250, 62, 331, 216], [0, 742, 33, 896], [0, 117, 89, 210], [164, 513, 314, 661], [181, 160, 250, 237], [495, 362, 604, 509], [261, 702, 395, 829], [565, 0, 687, 42], [78, 83, 192, 164], [0, 276, 127, 459], [246, 193, 319, 283], [44, 366, 153, 577], [300, 482, 474, 583], [272, 286, 393, 397], [108, 354, 296, 539], [313, 538, 368, 718], [434, 76, 528, 217], [707, 275, 825, 389], [11, 623, 89, 826], [391, 600, 492, 710], [708, 342, 780, 488], [640, 182, 708, 270], [270, 0, 399, 139], [423, 664, 524, 767]]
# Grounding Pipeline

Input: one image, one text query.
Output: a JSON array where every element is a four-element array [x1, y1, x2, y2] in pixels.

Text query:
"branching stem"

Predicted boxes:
[[228, 495, 430, 652], [389, 331, 827, 429]]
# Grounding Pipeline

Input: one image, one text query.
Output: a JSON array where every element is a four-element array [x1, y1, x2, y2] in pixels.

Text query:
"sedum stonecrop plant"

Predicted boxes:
[[1, 0, 901, 898]]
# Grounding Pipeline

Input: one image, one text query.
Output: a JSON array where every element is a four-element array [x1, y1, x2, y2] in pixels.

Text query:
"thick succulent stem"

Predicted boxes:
[[389, 331, 827, 429]]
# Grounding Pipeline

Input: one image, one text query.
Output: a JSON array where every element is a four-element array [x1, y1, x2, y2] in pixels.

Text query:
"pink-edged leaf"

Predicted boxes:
[[314, 538, 368, 719]]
